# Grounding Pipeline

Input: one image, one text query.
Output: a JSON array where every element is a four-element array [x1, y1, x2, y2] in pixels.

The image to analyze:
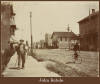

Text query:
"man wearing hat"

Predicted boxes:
[[17, 39, 26, 69]]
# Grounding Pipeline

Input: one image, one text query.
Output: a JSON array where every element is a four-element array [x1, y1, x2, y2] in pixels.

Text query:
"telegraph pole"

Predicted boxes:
[[67, 24, 70, 32], [30, 12, 33, 53], [67, 24, 70, 50]]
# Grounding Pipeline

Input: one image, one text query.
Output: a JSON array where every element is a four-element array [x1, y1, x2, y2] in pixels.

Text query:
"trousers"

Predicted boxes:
[[17, 52, 25, 68]]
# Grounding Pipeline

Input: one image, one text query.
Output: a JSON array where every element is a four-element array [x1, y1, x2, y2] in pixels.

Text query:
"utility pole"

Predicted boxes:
[[67, 24, 70, 32], [67, 24, 70, 50], [30, 12, 33, 53]]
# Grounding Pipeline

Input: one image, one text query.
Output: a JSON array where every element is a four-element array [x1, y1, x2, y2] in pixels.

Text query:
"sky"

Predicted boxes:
[[8, 1, 99, 43]]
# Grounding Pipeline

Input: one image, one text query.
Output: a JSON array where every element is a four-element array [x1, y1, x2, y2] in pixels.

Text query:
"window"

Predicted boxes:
[[10, 25, 16, 35], [60, 37, 62, 41], [65, 37, 67, 41]]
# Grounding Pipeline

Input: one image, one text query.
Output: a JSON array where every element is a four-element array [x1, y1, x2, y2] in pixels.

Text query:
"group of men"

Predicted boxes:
[[16, 40, 26, 69], [10, 39, 29, 70]]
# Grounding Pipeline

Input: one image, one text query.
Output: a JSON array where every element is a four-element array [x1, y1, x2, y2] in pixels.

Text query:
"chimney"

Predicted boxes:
[[92, 9, 95, 14]]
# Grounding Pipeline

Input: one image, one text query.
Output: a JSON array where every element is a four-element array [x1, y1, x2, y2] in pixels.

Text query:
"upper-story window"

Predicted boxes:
[[10, 25, 16, 35], [10, 16, 15, 25], [10, 13, 16, 35], [60, 37, 62, 41], [65, 37, 67, 41]]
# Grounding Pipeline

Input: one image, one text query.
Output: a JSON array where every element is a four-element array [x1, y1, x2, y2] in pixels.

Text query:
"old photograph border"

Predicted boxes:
[[0, 0, 100, 84]]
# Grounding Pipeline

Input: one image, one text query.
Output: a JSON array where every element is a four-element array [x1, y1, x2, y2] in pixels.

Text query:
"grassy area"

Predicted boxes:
[[46, 60, 90, 77], [31, 49, 99, 77]]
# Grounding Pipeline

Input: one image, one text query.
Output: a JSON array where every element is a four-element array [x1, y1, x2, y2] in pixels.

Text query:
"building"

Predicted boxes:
[[40, 40, 45, 49], [1, 2, 17, 73], [34, 42, 39, 49], [1, 2, 16, 53], [78, 9, 99, 51], [51, 31, 78, 49], [33, 41, 44, 49], [45, 33, 52, 48]]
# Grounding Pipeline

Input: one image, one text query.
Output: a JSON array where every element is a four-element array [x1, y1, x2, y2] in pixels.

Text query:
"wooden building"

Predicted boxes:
[[51, 32, 78, 49]]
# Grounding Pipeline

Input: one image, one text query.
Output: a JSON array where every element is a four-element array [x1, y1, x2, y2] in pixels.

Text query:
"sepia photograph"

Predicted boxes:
[[1, 1, 99, 77]]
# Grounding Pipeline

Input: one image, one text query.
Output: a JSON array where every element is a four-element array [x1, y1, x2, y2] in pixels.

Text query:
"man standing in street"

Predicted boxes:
[[16, 39, 26, 69]]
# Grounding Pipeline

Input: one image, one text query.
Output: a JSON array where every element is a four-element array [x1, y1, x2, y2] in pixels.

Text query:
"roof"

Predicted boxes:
[[1, 2, 16, 16], [78, 11, 99, 23], [51, 32, 77, 38]]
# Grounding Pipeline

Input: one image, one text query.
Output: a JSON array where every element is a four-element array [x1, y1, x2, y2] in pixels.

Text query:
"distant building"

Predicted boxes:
[[78, 9, 99, 51], [33, 41, 45, 49], [45, 33, 52, 48], [33, 42, 39, 49], [51, 32, 78, 49], [40, 40, 45, 49]]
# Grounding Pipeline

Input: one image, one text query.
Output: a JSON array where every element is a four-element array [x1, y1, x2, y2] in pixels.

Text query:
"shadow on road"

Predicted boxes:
[[9, 67, 18, 70]]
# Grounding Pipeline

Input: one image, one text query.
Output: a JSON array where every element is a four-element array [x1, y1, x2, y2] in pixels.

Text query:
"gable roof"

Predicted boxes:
[[51, 32, 77, 38], [78, 11, 99, 23]]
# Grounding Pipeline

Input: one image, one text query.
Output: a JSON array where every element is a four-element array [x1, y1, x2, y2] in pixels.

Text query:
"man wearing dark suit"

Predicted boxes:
[[16, 40, 26, 69]]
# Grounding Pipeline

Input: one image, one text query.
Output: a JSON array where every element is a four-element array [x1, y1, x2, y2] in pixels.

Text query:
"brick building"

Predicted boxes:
[[1, 3, 16, 53], [51, 32, 78, 49], [1, 2, 16, 73], [78, 9, 99, 51]]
